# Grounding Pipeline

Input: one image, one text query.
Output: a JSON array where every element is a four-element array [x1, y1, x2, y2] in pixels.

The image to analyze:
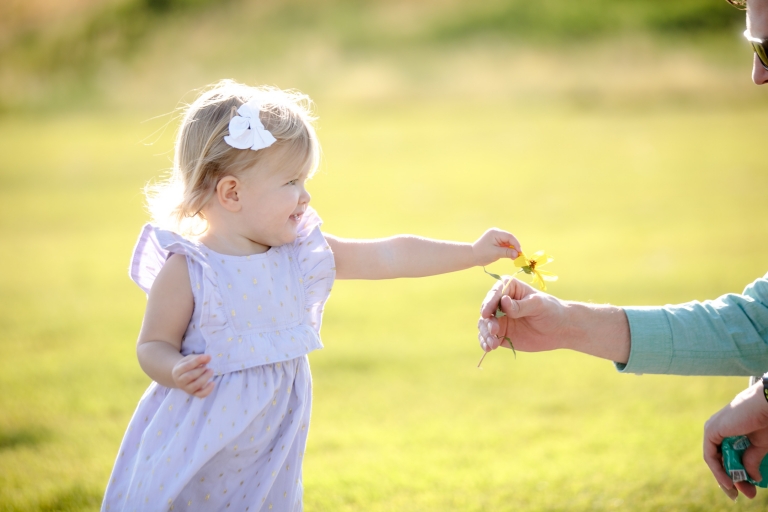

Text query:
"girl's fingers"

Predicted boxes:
[[186, 368, 213, 392], [493, 229, 521, 254], [494, 242, 519, 261], [194, 381, 215, 398], [178, 365, 209, 385], [176, 353, 210, 374]]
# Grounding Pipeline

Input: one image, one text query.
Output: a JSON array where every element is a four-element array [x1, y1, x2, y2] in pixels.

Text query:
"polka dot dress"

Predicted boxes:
[[102, 207, 335, 512]]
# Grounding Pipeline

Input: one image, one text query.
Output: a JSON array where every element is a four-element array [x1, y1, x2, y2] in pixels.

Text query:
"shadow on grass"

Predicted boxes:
[[0, 427, 50, 451], [37, 485, 102, 512], [2, 484, 102, 512]]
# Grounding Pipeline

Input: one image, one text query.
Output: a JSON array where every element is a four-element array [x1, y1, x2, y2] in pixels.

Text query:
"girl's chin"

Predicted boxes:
[[278, 230, 299, 246]]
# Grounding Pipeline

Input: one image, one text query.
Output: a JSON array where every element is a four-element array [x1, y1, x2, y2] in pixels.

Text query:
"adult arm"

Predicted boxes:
[[620, 276, 768, 375], [478, 277, 631, 363], [479, 274, 768, 376]]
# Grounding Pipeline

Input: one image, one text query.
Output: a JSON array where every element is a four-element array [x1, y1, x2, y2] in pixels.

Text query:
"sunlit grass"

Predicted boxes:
[[1, 97, 767, 510]]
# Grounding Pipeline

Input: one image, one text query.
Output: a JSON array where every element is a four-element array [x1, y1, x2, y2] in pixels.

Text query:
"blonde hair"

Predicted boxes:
[[146, 79, 319, 235]]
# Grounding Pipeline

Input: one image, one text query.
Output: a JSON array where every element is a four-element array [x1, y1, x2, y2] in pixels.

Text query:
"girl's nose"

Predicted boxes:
[[300, 187, 311, 204], [752, 53, 768, 85]]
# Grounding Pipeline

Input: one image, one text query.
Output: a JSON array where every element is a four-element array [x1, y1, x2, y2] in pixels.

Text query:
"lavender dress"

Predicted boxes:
[[102, 207, 335, 512]]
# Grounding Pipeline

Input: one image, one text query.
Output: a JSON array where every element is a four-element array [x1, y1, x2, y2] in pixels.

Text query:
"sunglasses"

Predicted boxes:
[[744, 30, 768, 71]]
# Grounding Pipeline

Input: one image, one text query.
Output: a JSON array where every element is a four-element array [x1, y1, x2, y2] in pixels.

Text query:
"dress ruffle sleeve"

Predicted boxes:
[[129, 224, 207, 294], [292, 207, 336, 334]]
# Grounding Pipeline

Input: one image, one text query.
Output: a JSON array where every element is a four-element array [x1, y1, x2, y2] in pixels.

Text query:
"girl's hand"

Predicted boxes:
[[471, 228, 521, 267], [171, 354, 215, 398]]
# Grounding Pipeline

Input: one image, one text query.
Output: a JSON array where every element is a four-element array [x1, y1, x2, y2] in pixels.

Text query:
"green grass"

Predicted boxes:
[[0, 0, 754, 112], [1, 96, 768, 511]]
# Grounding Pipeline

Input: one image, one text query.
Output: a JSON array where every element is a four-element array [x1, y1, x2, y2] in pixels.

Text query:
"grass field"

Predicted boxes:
[[1, 1, 768, 509], [1, 93, 768, 511]]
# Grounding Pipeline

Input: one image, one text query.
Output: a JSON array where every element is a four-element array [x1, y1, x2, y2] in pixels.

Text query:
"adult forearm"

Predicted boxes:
[[561, 302, 631, 364], [136, 340, 183, 388], [617, 278, 768, 375]]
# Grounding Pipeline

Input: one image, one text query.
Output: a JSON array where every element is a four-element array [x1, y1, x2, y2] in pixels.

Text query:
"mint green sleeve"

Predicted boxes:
[[616, 274, 768, 376]]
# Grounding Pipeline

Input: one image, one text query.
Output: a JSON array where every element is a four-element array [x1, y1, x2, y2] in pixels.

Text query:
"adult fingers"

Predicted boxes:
[[477, 316, 491, 338], [703, 434, 734, 491], [718, 483, 739, 501], [480, 279, 505, 319], [742, 444, 768, 484], [734, 480, 757, 499], [478, 315, 503, 338], [478, 329, 503, 352], [499, 293, 539, 320]]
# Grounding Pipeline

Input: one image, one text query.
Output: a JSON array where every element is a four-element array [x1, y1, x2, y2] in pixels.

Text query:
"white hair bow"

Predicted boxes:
[[224, 99, 277, 151]]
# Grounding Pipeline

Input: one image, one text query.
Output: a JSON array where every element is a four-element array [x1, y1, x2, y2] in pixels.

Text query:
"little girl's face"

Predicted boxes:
[[237, 145, 312, 249]]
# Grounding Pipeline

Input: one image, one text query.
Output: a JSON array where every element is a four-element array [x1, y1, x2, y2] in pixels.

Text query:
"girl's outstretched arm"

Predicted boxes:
[[325, 228, 520, 280], [136, 254, 215, 398]]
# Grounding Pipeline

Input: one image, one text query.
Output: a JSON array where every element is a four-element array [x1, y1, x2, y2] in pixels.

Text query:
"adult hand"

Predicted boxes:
[[476, 277, 631, 363], [477, 277, 569, 353], [703, 382, 768, 500]]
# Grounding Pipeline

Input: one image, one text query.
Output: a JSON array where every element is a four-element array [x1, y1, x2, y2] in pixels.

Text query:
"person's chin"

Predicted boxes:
[[276, 230, 298, 247]]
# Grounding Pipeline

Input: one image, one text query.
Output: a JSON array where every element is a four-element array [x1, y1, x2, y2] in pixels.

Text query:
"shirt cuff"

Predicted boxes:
[[615, 306, 674, 374]]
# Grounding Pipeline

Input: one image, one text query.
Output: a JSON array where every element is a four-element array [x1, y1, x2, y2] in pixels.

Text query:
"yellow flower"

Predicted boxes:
[[514, 250, 558, 291]]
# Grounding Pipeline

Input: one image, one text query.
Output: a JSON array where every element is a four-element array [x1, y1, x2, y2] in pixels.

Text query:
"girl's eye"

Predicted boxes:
[[287, 179, 297, 185]]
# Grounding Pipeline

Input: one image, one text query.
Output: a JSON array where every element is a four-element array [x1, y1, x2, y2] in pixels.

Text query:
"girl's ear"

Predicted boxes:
[[216, 176, 242, 212]]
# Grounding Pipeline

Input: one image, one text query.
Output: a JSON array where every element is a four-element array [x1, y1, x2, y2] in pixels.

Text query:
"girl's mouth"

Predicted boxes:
[[290, 212, 303, 222]]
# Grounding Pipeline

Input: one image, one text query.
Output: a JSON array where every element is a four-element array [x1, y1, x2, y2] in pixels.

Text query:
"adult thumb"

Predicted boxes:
[[499, 294, 534, 319]]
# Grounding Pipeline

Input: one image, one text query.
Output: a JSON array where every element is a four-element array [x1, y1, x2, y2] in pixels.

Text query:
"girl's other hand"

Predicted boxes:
[[471, 228, 521, 267], [171, 354, 215, 398]]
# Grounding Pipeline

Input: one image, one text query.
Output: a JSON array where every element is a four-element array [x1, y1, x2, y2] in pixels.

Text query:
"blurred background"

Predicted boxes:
[[2, 0, 768, 510]]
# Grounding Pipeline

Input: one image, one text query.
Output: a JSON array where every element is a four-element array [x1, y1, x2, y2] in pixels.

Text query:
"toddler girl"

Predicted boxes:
[[102, 79, 520, 511]]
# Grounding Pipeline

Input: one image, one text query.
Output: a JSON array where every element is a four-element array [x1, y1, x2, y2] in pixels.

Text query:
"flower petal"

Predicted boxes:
[[514, 253, 529, 268], [538, 270, 558, 281]]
